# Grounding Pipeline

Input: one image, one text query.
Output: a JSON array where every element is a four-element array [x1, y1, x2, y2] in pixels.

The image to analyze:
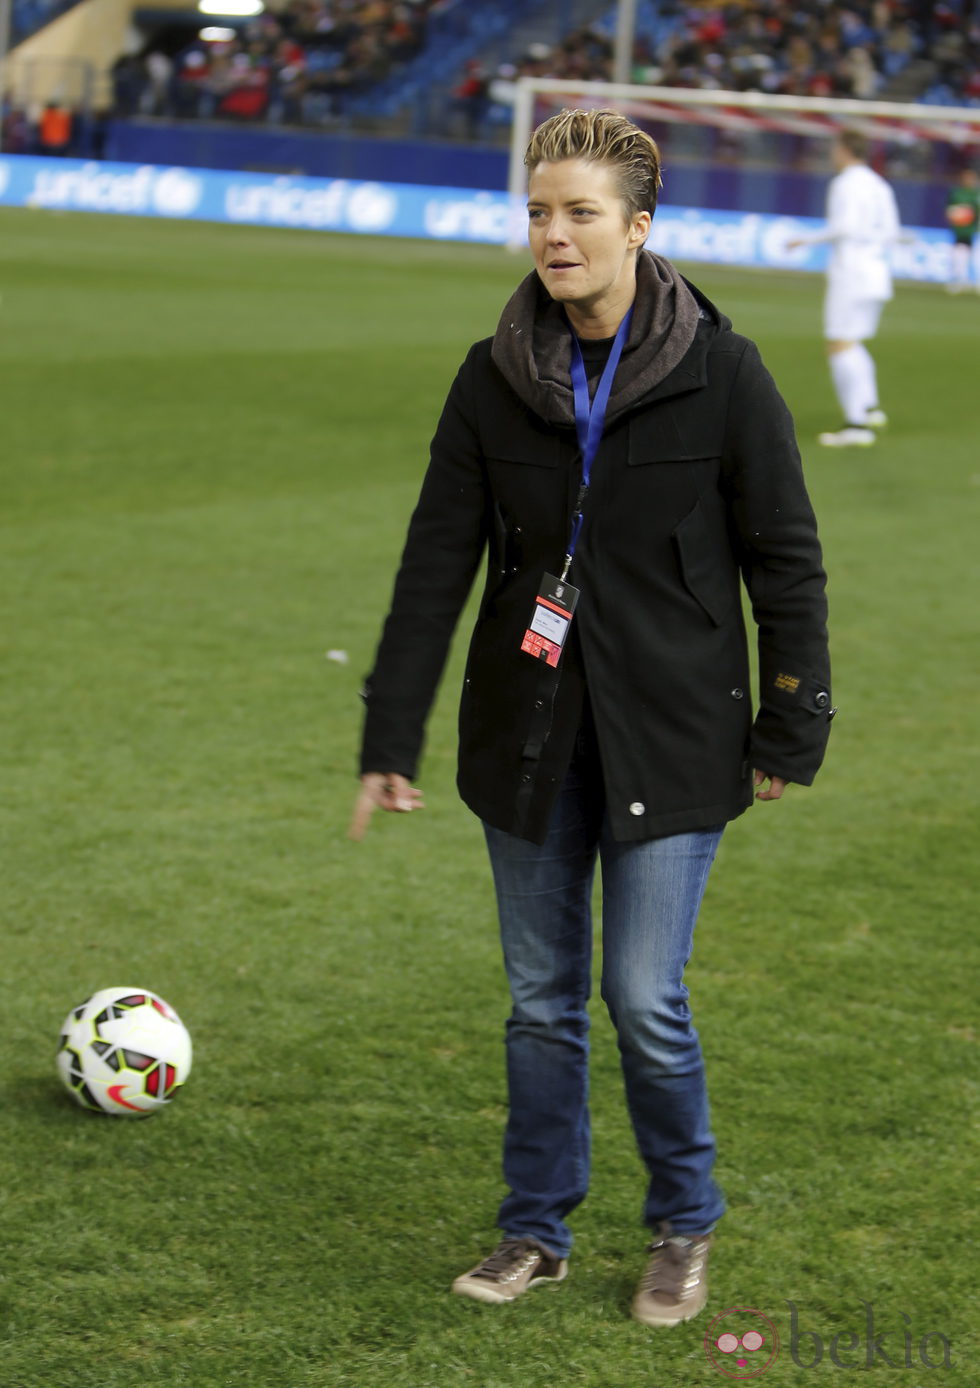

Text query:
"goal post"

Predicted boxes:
[[506, 76, 980, 250]]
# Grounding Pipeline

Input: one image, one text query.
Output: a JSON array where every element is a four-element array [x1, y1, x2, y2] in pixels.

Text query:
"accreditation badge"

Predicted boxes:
[[520, 574, 579, 668]]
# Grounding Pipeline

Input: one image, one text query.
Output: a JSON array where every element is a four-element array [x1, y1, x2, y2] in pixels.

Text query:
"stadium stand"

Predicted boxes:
[[463, 0, 980, 136], [114, 0, 976, 133], [5, 0, 979, 154], [112, 0, 618, 133]]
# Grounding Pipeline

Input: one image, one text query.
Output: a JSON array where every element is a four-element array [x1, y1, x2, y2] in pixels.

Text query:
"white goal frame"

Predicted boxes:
[[506, 76, 980, 249]]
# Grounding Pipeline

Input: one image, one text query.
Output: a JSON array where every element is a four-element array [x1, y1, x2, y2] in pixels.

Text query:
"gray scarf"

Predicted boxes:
[[490, 249, 701, 428]]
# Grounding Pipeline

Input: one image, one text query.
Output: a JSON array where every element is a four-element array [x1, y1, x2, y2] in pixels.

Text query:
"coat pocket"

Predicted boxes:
[[492, 502, 523, 578], [672, 499, 736, 626], [482, 412, 562, 468], [627, 409, 723, 465]]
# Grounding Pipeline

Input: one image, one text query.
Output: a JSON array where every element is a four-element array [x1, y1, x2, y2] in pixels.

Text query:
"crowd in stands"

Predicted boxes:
[[108, 0, 979, 135], [110, 0, 437, 126], [1, 99, 82, 157], [468, 1, 979, 116], [10, 0, 978, 148], [448, 2, 980, 143], [637, 0, 930, 99], [918, 7, 980, 105]]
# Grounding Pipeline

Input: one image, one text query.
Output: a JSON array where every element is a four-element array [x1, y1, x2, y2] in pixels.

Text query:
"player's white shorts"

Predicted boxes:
[[824, 284, 885, 341]]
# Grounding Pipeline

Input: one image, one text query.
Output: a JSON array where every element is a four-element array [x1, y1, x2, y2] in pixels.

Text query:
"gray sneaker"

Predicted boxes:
[[452, 1237, 568, 1304], [631, 1224, 713, 1327]]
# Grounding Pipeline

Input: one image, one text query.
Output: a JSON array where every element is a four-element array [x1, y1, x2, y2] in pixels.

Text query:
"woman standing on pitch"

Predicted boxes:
[[351, 108, 833, 1327]]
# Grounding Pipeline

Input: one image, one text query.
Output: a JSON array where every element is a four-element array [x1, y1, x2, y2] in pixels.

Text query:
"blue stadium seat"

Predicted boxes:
[[11, 0, 84, 45]]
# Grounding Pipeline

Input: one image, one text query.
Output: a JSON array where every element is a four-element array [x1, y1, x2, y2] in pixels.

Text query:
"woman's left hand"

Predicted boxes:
[[754, 770, 787, 801]]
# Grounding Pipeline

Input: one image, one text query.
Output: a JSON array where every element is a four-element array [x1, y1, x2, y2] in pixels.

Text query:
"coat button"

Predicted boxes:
[[520, 773, 531, 784], [814, 690, 829, 709], [731, 687, 744, 700], [629, 802, 645, 816]]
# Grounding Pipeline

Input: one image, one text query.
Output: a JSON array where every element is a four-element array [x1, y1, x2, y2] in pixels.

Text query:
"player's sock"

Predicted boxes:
[[852, 345, 880, 421], [830, 345, 877, 425]]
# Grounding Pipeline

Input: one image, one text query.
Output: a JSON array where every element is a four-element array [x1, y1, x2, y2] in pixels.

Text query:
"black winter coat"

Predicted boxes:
[[361, 282, 833, 845]]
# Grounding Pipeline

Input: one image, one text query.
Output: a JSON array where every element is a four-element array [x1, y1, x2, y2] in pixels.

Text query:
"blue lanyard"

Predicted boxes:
[[561, 306, 633, 580]]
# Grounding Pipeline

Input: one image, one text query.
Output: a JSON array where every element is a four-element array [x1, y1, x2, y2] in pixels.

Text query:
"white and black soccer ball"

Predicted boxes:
[[56, 987, 193, 1117]]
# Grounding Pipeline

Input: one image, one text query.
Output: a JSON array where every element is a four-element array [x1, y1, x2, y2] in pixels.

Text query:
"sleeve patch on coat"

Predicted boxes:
[[774, 672, 801, 694]]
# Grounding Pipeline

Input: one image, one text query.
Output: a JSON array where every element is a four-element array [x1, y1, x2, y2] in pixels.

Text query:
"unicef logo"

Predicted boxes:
[[346, 183, 396, 233], [762, 217, 811, 267], [152, 168, 203, 217], [705, 1308, 780, 1379]]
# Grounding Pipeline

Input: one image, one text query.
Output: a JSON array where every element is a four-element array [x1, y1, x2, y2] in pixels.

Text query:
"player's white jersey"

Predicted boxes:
[[823, 163, 901, 301]]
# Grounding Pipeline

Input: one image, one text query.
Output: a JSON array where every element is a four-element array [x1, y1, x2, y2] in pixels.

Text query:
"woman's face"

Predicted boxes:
[[527, 158, 651, 327]]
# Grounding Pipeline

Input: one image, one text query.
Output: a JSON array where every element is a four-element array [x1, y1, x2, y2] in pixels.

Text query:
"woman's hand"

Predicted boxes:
[[754, 770, 788, 802], [348, 773, 425, 840]]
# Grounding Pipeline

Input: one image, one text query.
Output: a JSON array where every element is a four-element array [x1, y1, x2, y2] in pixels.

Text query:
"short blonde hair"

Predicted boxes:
[[524, 107, 663, 221]]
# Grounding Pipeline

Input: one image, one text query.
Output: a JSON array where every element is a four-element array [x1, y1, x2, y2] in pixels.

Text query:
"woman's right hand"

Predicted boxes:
[[348, 773, 425, 841]]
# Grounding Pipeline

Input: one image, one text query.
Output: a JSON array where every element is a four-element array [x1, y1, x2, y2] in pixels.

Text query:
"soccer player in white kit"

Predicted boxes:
[[789, 130, 902, 448]]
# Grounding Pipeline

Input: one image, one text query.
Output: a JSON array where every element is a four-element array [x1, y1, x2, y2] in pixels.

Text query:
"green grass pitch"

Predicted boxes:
[[1, 206, 978, 1386]]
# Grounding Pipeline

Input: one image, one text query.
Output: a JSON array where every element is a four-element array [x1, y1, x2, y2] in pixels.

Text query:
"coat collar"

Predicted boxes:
[[491, 258, 730, 423], [641, 280, 720, 404], [491, 251, 712, 429]]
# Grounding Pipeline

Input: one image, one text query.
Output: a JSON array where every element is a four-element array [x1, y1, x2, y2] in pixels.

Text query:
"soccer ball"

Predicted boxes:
[[56, 987, 193, 1117]]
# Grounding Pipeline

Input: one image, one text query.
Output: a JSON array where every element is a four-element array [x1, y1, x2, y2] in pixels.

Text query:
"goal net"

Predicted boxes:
[[506, 77, 980, 255]]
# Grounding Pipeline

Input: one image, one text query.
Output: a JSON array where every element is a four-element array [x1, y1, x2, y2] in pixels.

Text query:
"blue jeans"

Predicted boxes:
[[482, 747, 725, 1258]]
